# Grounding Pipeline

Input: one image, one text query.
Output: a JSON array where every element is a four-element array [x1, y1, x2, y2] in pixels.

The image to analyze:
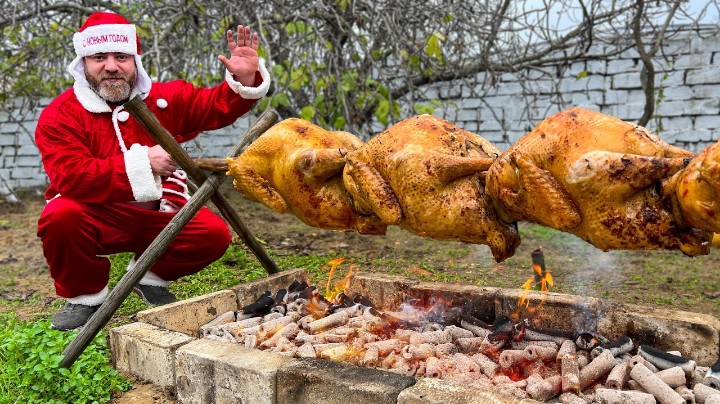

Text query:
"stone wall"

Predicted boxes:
[[424, 28, 720, 152], [2, 28, 719, 194]]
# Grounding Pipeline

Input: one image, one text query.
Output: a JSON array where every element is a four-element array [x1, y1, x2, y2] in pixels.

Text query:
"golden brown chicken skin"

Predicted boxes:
[[486, 107, 711, 256], [225, 118, 387, 235], [343, 115, 520, 262], [673, 138, 720, 235]]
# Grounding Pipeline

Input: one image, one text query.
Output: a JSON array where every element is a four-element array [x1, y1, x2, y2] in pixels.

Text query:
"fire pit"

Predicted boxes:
[[110, 268, 720, 403]]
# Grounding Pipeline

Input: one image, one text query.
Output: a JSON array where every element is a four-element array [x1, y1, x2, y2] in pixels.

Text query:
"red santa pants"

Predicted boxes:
[[37, 196, 232, 298]]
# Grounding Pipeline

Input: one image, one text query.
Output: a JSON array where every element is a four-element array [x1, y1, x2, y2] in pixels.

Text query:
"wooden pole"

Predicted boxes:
[[60, 98, 279, 367]]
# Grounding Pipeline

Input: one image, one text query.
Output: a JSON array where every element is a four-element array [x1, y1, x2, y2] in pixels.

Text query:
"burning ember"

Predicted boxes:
[[199, 252, 720, 403]]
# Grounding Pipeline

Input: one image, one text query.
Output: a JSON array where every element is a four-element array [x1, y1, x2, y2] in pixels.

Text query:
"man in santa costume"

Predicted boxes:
[[35, 11, 270, 331]]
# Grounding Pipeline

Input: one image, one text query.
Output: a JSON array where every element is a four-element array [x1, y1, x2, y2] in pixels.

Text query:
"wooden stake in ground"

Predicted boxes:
[[60, 97, 279, 367]]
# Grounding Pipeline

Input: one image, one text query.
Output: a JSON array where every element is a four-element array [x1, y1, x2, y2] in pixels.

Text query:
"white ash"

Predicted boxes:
[[199, 291, 719, 403]]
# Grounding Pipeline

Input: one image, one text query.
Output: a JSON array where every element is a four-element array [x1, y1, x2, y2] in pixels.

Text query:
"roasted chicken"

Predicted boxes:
[[486, 107, 712, 256], [221, 118, 387, 234], [672, 138, 720, 236], [342, 115, 521, 261]]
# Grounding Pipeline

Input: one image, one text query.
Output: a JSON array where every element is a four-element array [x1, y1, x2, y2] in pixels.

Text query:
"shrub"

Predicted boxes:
[[0, 313, 131, 404]]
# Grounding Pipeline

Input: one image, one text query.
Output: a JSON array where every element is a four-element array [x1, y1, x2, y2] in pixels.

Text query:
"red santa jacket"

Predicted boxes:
[[36, 64, 270, 211]]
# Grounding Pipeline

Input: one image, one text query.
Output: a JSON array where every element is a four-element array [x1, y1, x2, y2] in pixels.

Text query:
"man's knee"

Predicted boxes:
[[38, 198, 86, 236], [197, 209, 232, 254]]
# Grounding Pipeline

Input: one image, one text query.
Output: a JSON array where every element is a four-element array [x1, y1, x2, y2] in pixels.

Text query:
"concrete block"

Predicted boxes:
[[627, 90, 648, 105], [494, 81, 523, 96], [696, 115, 720, 130], [694, 34, 720, 53], [662, 86, 694, 101], [15, 144, 38, 155], [407, 281, 500, 317], [613, 72, 642, 90], [435, 109, 457, 123], [687, 66, 720, 85], [673, 53, 711, 69], [619, 48, 640, 59], [585, 43, 609, 58], [276, 358, 416, 404], [603, 90, 628, 105], [456, 109, 477, 122], [499, 72, 516, 82], [423, 86, 439, 100], [398, 377, 535, 404], [14, 155, 41, 167], [559, 75, 604, 93], [662, 116, 693, 131], [525, 69, 552, 81], [10, 167, 39, 179], [230, 268, 308, 307], [110, 322, 194, 388], [16, 132, 37, 147], [482, 131, 506, 143], [438, 84, 461, 99], [0, 134, 18, 146], [597, 304, 720, 366], [494, 288, 606, 333], [480, 119, 503, 131], [664, 35, 693, 55], [524, 79, 554, 95], [137, 289, 237, 336], [0, 123, 19, 134], [692, 84, 720, 99], [569, 61, 587, 76], [345, 272, 420, 310], [586, 60, 607, 75], [175, 338, 235, 403], [661, 70, 685, 87], [602, 103, 644, 123], [657, 100, 690, 117], [693, 128, 717, 142], [460, 98, 482, 108], [570, 92, 601, 109], [214, 343, 295, 404], [460, 121, 478, 132], [607, 59, 637, 74]]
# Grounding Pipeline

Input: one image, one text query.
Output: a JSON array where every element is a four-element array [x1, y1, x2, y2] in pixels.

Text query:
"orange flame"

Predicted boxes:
[[323, 257, 355, 301], [516, 251, 554, 318]]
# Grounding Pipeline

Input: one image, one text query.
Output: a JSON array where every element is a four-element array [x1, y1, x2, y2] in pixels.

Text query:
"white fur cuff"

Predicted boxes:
[[124, 143, 162, 202], [225, 58, 271, 99], [139, 270, 169, 287], [127, 257, 169, 287], [67, 285, 109, 306]]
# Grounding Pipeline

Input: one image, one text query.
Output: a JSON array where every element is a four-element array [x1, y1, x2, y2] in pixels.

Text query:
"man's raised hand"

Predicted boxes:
[[218, 25, 260, 86]]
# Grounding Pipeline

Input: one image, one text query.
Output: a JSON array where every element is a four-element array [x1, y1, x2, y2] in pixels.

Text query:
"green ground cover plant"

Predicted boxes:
[[0, 313, 131, 404]]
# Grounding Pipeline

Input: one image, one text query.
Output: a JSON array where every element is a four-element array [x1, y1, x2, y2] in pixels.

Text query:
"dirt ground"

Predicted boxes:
[[1, 184, 719, 403]]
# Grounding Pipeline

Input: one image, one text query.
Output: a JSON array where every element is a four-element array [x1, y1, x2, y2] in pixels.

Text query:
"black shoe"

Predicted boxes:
[[51, 302, 100, 331], [133, 284, 177, 306]]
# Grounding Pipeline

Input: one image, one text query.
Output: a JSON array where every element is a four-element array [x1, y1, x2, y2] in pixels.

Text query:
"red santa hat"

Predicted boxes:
[[67, 12, 152, 94]]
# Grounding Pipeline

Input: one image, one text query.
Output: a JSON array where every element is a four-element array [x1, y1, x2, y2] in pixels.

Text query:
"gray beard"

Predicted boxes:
[[85, 66, 136, 103]]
